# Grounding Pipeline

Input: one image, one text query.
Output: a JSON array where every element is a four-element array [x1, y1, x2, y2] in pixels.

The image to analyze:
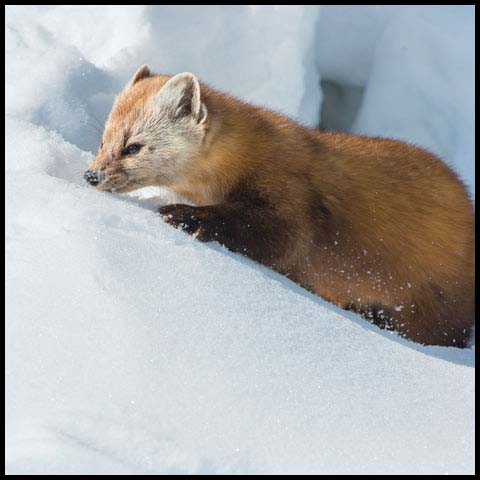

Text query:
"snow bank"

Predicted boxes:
[[6, 5, 474, 475], [316, 5, 475, 197]]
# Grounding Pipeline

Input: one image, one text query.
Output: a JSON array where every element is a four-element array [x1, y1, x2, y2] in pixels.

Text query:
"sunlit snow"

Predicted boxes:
[[5, 5, 474, 475]]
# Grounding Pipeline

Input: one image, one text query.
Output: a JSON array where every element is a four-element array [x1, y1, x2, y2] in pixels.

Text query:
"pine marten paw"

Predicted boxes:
[[159, 204, 221, 242]]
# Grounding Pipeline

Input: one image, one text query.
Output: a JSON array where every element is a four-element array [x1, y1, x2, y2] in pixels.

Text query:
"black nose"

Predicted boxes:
[[84, 170, 100, 186]]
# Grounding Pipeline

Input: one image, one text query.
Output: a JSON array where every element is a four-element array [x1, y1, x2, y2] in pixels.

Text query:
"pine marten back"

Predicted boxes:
[[85, 65, 475, 347]]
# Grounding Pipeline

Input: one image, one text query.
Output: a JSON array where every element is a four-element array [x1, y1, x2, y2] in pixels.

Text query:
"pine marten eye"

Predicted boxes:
[[122, 143, 142, 156]]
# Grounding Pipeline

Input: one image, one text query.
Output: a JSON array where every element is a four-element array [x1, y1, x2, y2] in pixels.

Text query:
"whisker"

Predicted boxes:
[[89, 112, 106, 132], [83, 123, 103, 136]]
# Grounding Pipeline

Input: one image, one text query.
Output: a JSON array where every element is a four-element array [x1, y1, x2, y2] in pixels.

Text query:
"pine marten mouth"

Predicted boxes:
[[100, 181, 129, 193], [85, 169, 131, 193]]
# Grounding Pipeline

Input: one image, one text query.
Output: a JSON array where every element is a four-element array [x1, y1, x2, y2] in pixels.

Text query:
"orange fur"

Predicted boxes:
[[88, 72, 475, 347]]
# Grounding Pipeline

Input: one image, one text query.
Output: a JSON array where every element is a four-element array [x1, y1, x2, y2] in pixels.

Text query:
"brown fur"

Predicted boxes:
[[89, 72, 475, 347]]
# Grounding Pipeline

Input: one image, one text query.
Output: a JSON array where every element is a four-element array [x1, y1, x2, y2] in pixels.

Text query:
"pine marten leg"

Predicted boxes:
[[353, 285, 472, 347], [159, 202, 292, 265]]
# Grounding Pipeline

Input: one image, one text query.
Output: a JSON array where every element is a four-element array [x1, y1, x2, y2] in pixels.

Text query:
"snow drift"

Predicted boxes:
[[5, 5, 475, 475]]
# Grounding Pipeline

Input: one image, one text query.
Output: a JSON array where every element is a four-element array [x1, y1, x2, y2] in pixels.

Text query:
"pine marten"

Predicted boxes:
[[85, 65, 475, 347]]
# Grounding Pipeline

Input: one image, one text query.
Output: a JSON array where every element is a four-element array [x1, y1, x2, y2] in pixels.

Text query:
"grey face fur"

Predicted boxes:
[[85, 68, 208, 193]]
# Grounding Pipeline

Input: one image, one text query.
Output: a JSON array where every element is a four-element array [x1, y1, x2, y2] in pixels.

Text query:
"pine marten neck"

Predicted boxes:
[[172, 93, 300, 206]]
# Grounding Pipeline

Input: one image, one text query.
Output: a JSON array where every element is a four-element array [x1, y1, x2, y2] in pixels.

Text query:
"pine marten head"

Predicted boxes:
[[84, 65, 208, 193]]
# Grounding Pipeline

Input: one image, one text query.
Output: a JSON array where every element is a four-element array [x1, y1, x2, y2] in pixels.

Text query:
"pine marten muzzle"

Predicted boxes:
[[85, 65, 475, 348]]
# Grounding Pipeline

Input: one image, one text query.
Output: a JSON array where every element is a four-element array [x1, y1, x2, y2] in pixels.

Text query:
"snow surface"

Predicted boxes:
[[5, 5, 475, 475]]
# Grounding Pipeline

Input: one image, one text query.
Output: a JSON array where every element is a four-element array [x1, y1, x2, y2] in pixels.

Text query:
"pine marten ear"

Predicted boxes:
[[155, 72, 208, 124], [128, 64, 151, 88]]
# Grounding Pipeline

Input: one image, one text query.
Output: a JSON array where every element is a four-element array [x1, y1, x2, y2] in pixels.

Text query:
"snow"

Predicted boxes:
[[316, 5, 475, 198], [5, 5, 475, 475]]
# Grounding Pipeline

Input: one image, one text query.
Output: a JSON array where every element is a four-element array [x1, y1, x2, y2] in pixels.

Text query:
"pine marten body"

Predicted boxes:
[[85, 66, 475, 347]]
